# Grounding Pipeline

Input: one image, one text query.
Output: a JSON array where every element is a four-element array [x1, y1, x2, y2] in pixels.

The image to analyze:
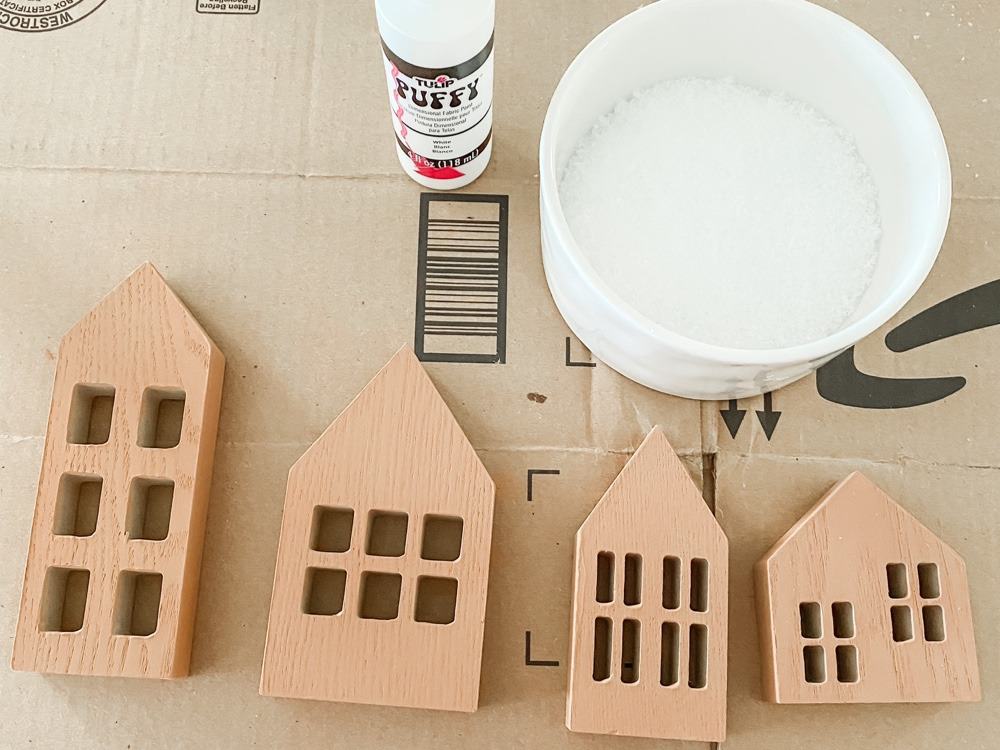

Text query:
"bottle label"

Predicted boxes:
[[381, 34, 494, 182]]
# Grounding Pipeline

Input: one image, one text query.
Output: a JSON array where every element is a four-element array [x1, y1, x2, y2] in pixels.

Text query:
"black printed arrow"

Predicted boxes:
[[720, 399, 747, 438], [755, 392, 781, 440]]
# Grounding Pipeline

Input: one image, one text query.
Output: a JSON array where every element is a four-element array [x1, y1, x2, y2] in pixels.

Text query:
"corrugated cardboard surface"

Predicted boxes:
[[0, 1, 996, 747]]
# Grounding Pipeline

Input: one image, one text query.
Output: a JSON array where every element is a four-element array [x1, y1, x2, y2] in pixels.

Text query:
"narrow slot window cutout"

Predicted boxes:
[[126, 478, 174, 541], [66, 383, 115, 445], [621, 618, 640, 684], [53, 473, 102, 537], [660, 622, 679, 687], [365, 510, 408, 557], [688, 624, 708, 688], [835, 645, 859, 683], [832, 601, 855, 639], [302, 568, 347, 616], [799, 602, 822, 639], [596, 552, 614, 603], [420, 515, 463, 561], [113, 571, 163, 636], [662, 556, 680, 609], [137, 387, 185, 449], [891, 605, 914, 642], [690, 557, 709, 612], [39, 567, 90, 633], [592, 617, 612, 681], [886, 563, 908, 599], [917, 563, 940, 599], [359, 572, 402, 620], [414, 576, 458, 625], [922, 605, 946, 642], [803, 645, 826, 684], [623, 553, 642, 606], [310, 506, 354, 553]]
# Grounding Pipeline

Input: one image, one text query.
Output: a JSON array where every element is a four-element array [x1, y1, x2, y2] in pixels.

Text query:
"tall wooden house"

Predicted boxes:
[[566, 427, 728, 742], [755, 472, 980, 703], [12, 263, 226, 679], [259, 346, 495, 712]]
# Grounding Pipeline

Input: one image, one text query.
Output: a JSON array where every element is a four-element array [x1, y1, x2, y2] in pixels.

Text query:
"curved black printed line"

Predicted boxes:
[[885, 279, 1000, 353], [1, 0, 109, 33]]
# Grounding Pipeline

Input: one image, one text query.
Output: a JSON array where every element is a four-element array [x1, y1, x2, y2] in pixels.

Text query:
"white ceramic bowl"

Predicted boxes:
[[539, 0, 951, 400]]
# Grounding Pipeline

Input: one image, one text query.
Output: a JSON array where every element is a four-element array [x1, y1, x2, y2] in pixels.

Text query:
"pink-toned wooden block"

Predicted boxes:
[[566, 427, 728, 742], [12, 263, 225, 679], [259, 346, 495, 712], [755, 471, 980, 703]]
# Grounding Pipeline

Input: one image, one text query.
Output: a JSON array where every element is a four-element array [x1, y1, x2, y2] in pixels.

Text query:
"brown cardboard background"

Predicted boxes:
[[0, 0, 997, 748]]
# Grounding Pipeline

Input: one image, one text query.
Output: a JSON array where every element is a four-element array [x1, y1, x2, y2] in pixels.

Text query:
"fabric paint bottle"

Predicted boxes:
[[376, 0, 495, 190]]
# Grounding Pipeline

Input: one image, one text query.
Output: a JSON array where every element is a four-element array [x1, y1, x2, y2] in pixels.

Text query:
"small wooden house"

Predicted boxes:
[[259, 346, 495, 712], [755, 472, 980, 703], [566, 427, 728, 742], [12, 263, 225, 679]]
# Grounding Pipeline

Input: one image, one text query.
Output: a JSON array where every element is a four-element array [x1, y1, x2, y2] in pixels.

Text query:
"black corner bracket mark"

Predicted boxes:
[[526, 469, 560, 502], [565, 337, 596, 368], [524, 631, 560, 667]]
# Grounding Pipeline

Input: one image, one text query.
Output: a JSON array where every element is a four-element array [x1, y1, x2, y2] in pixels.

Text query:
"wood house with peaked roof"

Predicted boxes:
[[566, 427, 728, 742], [755, 471, 980, 704], [12, 263, 226, 679], [259, 345, 495, 712]]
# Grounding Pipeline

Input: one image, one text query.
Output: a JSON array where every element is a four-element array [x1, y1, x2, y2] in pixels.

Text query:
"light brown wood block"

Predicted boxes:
[[12, 262, 225, 679], [565, 427, 728, 742], [755, 471, 981, 704], [259, 346, 495, 712]]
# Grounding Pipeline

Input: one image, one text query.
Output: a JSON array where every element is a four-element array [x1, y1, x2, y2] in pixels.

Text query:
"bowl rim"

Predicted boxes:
[[538, 0, 952, 367]]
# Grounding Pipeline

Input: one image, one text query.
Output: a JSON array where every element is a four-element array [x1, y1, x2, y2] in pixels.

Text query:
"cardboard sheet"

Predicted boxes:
[[0, 1, 996, 747]]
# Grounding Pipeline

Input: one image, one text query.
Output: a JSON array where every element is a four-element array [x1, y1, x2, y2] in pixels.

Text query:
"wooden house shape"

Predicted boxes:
[[12, 263, 226, 679], [566, 427, 728, 742], [755, 472, 980, 704], [259, 346, 495, 712]]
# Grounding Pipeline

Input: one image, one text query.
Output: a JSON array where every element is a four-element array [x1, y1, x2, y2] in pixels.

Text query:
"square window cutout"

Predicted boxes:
[[39, 567, 90, 633], [310, 506, 354, 553], [366, 511, 408, 557], [137, 387, 185, 448], [53, 473, 102, 537], [113, 571, 163, 636], [302, 568, 347, 616], [415, 576, 458, 624], [421, 515, 463, 561], [359, 572, 402, 620], [126, 478, 174, 541], [66, 383, 115, 445]]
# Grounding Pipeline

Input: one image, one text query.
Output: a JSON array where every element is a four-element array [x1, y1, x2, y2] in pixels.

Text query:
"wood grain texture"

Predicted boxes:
[[12, 262, 225, 679], [259, 345, 495, 712], [565, 427, 728, 742], [755, 471, 981, 703]]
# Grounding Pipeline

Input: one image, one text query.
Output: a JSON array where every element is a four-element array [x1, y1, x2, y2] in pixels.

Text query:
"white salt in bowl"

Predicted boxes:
[[539, 0, 951, 400]]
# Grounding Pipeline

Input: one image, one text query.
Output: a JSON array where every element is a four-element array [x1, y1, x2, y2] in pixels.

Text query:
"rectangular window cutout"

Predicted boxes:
[[415, 576, 458, 624], [420, 515, 463, 561], [886, 563, 908, 599], [66, 383, 115, 445], [39, 567, 89, 633], [359, 572, 402, 620], [623, 553, 642, 606], [918, 563, 941, 599], [922, 605, 946, 642], [365, 511, 408, 557], [690, 558, 709, 612], [799, 602, 822, 639], [662, 556, 680, 609], [53, 473, 102, 537], [126, 478, 174, 541], [302, 568, 347, 616], [596, 552, 614, 603], [835, 645, 859, 683], [891, 605, 914, 642], [688, 624, 708, 688], [803, 645, 826, 684], [832, 601, 855, 639], [660, 622, 680, 686], [137, 387, 186, 448], [310, 506, 354, 553], [621, 618, 640, 684], [113, 572, 163, 636], [592, 617, 612, 681]]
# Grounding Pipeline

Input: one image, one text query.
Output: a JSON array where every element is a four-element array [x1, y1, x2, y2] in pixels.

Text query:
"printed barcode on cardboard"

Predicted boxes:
[[415, 194, 509, 364]]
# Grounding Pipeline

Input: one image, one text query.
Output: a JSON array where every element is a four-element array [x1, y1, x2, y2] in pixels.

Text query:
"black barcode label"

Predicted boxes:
[[414, 193, 509, 364]]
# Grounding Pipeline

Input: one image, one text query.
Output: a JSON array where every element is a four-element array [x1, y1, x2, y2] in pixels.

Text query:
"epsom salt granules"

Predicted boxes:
[[559, 77, 882, 350]]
